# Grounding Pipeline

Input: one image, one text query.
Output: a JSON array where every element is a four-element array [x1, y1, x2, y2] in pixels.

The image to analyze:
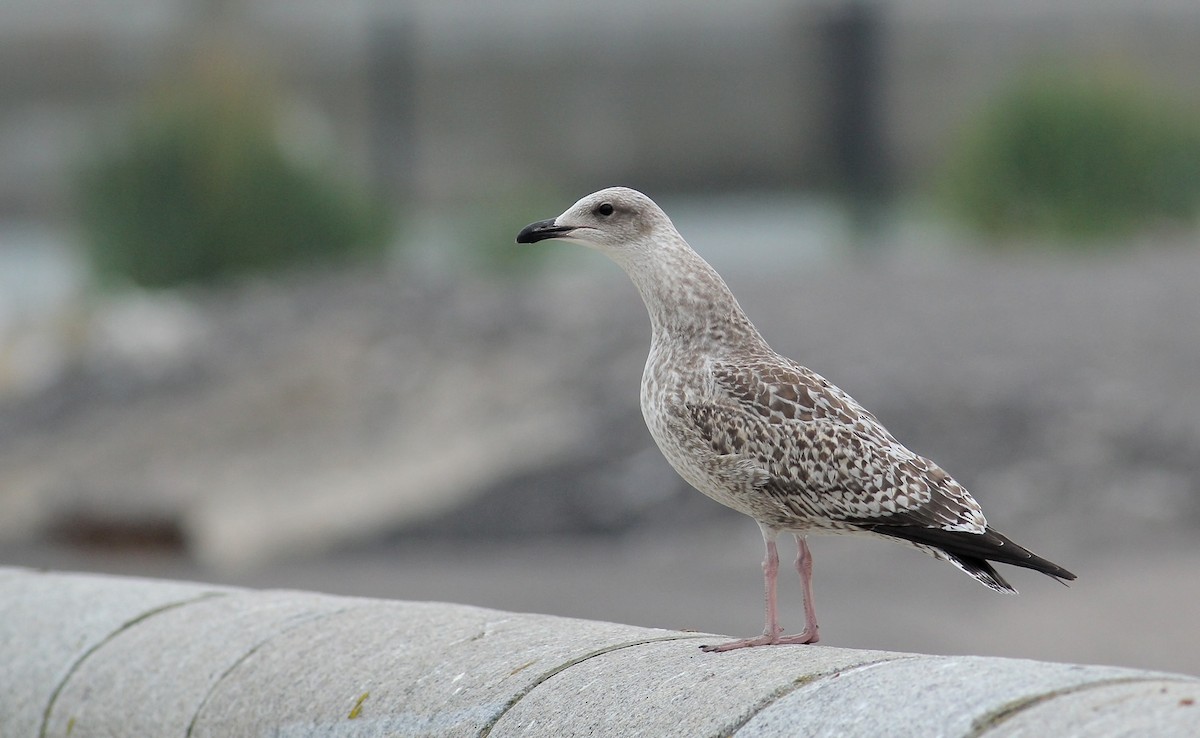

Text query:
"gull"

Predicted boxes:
[[516, 187, 1075, 652]]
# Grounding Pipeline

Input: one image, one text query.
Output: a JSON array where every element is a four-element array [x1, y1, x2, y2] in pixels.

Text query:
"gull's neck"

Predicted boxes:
[[606, 232, 766, 354]]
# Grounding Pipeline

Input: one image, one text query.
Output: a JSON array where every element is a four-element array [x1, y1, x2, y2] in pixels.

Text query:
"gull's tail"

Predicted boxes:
[[859, 524, 1077, 594]]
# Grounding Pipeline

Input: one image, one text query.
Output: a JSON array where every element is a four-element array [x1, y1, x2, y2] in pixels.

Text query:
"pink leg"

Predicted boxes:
[[701, 526, 819, 652], [793, 534, 819, 643]]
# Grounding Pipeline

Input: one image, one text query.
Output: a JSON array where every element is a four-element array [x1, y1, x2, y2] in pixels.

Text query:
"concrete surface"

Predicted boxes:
[[2, 567, 1197, 737]]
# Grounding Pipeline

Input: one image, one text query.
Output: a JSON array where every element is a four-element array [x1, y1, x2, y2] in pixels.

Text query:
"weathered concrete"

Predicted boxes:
[[1, 567, 1197, 737]]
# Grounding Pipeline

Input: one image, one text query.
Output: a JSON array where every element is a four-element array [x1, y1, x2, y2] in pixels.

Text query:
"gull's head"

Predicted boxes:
[[515, 187, 675, 255], [517, 187, 739, 329]]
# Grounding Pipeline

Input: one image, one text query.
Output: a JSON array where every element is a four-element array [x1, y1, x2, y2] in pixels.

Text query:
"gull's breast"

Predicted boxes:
[[640, 346, 760, 515]]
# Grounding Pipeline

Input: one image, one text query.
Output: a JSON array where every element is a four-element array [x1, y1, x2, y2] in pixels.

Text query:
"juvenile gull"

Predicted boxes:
[[517, 187, 1075, 652]]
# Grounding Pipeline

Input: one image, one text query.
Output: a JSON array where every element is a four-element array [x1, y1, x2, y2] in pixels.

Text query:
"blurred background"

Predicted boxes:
[[2, 0, 1199, 675]]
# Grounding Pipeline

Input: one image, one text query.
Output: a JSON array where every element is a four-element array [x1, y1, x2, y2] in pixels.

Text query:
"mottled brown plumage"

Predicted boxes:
[[517, 187, 1075, 651]]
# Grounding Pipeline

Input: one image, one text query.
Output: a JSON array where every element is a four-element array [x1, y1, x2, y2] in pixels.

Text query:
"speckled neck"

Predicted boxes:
[[606, 234, 766, 355]]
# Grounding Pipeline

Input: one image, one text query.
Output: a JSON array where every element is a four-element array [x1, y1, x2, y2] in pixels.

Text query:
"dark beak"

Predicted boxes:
[[516, 219, 575, 244]]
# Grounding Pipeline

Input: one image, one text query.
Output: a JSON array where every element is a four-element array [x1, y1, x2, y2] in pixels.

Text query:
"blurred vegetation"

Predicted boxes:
[[77, 55, 393, 289], [939, 71, 1200, 241]]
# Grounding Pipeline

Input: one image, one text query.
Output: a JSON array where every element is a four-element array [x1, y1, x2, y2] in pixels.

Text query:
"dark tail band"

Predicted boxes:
[[859, 523, 1077, 585]]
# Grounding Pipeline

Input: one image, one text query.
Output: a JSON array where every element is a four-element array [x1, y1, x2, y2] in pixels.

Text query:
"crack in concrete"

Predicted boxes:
[[724, 654, 920, 737], [968, 675, 1200, 737], [477, 633, 710, 737], [183, 604, 364, 738], [38, 590, 229, 738]]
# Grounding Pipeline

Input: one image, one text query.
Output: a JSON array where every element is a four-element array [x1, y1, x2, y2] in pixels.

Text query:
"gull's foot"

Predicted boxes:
[[699, 629, 819, 652]]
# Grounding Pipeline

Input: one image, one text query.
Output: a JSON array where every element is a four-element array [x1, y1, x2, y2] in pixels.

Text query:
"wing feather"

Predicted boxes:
[[687, 357, 987, 533]]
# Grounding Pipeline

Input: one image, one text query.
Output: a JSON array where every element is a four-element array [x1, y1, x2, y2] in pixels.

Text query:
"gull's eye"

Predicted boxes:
[[596, 202, 614, 217]]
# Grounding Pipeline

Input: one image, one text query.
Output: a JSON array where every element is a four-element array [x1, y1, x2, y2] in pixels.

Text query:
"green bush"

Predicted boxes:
[[938, 72, 1200, 241], [77, 61, 393, 288]]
